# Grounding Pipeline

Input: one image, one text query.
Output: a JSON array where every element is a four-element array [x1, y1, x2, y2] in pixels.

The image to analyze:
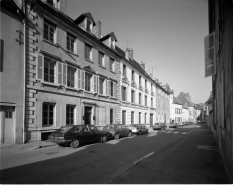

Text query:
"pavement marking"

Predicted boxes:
[[173, 132, 179, 134], [181, 132, 187, 134], [133, 152, 154, 165], [197, 145, 218, 150], [165, 131, 172, 133]]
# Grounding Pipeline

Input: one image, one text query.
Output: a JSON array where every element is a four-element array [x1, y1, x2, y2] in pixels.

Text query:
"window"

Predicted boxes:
[[98, 52, 105, 67], [110, 37, 115, 49], [145, 113, 147, 124], [132, 70, 134, 81], [122, 86, 126, 101], [85, 73, 92, 91], [66, 105, 75, 125], [85, 43, 92, 61], [44, 57, 55, 83], [44, 18, 56, 43], [110, 109, 113, 124], [86, 19, 92, 33], [42, 103, 54, 126], [99, 77, 105, 95], [123, 64, 126, 76], [139, 75, 141, 85], [110, 58, 115, 72], [145, 95, 147, 106], [67, 32, 76, 53], [151, 98, 153, 107], [145, 79, 147, 89], [131, 111, 134, 124], [5, 111, 12, 118], [139, 112, 141, 124], [139, 93, 141, 105], [67, 66, 75, 88], [131, 90, 135, 103]]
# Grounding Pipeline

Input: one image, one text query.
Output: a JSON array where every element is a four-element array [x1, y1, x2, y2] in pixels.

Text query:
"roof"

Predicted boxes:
[[195, 104, 203, 110], [74, 12, 96, 26], [173, 96, 182, 105], [115, 46, 171, 94], [177, 92, 194, 107], [100, 32, 117, 42]]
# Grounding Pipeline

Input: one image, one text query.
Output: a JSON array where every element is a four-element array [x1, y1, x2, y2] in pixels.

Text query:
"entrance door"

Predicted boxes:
[[122, 110, 126, 125], [150, 114, 153, 127], [84, 106, 92, 125], [3, 111, 14, 144]]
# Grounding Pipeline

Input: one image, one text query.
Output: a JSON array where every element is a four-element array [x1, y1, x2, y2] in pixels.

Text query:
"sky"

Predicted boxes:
[[67, 0, 212, 104]]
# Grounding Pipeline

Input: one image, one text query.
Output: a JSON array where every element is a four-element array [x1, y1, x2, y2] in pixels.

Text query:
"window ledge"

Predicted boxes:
[[40, 81, 60, 87], [99, 65, 106, 69], [66, 50, 79, 57], [43, 39, 59, 48], [110, 70, 116, 74], [85, 58, 94, 63], [66, 86, 77, 91]]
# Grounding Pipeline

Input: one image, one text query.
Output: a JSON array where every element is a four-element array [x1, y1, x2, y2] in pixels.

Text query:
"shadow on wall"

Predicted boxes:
[[0, 39, 4, 72]]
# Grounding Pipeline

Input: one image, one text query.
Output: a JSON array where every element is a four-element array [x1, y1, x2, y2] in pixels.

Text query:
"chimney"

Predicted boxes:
[[125, 48, 133, 60], [140, 61, 145, 70], [96, 21, 101, 39], [60, 0, 67, 15]]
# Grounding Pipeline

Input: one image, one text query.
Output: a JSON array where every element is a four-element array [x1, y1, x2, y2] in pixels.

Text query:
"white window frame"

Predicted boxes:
[[85, 18, 93, 33], [110, 58, 115, 72], [98, 51, 105, 67], [67, 32, 76, 54], [67, 66, 76, 88], [85, 43, 93, 61], [43, 18, 57, 43]]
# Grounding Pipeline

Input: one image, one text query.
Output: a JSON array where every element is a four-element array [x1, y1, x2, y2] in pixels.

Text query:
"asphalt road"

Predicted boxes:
[[1, 125, 229, 184]]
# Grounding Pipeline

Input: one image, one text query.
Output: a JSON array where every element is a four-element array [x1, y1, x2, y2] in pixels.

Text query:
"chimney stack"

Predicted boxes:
[[140, 61, 145, 70], [125, 48, 133, 60]]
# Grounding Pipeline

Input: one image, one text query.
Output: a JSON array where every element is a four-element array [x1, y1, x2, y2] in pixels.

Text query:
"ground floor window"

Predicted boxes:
[[42, 103, 55, 127], [66, 105, 75, 125], [131, 111, 134, 124], [139, 112, 141, 124]]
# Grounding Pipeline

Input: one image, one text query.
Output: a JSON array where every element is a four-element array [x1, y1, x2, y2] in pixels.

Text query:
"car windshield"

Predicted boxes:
[[96, 126, 105, 130], [59, 125, 74, 133]]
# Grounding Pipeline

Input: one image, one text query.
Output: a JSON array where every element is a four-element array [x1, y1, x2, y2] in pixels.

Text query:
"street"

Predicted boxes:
[[0, 124, 230, 184]]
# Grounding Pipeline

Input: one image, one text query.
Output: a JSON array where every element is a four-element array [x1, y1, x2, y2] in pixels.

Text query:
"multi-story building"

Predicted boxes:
[[0, 0, 25, 144], [170, 96, 183, 123], [207, 0, 233, 180], [116, 47, 157, 127], [24, 0, 121, 141]]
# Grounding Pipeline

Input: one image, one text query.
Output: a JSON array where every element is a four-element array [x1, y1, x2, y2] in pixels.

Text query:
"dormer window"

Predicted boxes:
[[110, 37, 115, 49], [86, 18, 92, 33]]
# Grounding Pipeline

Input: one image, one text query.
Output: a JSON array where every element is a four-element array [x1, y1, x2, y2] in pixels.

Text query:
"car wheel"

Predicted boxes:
[[101, 135, 107, 143], [70, 139, 80, 148], [128, 132, 132, 137], [139, 130, 142, 135], [115, 133, 119, 140]]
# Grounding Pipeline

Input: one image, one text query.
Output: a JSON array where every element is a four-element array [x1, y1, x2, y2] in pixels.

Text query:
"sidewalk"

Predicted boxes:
[[0, 140, 56, 156], [108, 123, 232, 184]]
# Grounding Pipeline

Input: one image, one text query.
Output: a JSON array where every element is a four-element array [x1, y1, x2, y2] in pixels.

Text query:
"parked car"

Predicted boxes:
[[178, 122, 184, 126], [127, 124, 148, 134], [169, 122, 178, 128], [49, 124, 111, 148], [152, 123, 166, 130], [102, 124, 132, 140]]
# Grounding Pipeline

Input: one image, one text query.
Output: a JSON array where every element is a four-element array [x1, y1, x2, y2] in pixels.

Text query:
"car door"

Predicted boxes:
[[120, 125, 128, 136], [88, 125, 101, 142], [78, 125, 92, 143]]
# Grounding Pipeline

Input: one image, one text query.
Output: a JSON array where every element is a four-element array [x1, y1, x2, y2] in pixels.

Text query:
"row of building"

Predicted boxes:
[[1, 0, 201, 144]]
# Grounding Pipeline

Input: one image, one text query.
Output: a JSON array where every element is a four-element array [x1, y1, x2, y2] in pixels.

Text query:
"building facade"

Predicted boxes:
[[25, 0, 121, 141], [0, 0, 25, 144], [208, 0, 233, 181]]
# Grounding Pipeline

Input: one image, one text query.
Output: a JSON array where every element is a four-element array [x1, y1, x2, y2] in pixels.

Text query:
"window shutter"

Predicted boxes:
[[81, 70, 85, 90], [96, 76, 99, 94], [58, 62, 62, 84], [105, 79, 108, 96], [62, 63, 67, 85], [108, 80, 111, 96], [77, 69, 81, 89], [37, 54, 44, 80], [204, 32, 215, 77], [93, 75, 97, 92]]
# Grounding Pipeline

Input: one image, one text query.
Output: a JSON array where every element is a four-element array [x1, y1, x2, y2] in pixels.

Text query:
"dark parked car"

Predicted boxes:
[[127, 124, 149, 134], [49, 124, 111, 148], [102, 124, 132, 140], [152, 123, 166, 130]]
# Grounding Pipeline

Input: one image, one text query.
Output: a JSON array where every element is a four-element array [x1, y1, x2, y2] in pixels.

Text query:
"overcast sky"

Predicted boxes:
[[67, 0, 212, 104]]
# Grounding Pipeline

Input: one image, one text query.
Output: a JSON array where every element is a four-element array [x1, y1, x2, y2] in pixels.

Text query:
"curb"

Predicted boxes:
[[31, 143, 57, 150]]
